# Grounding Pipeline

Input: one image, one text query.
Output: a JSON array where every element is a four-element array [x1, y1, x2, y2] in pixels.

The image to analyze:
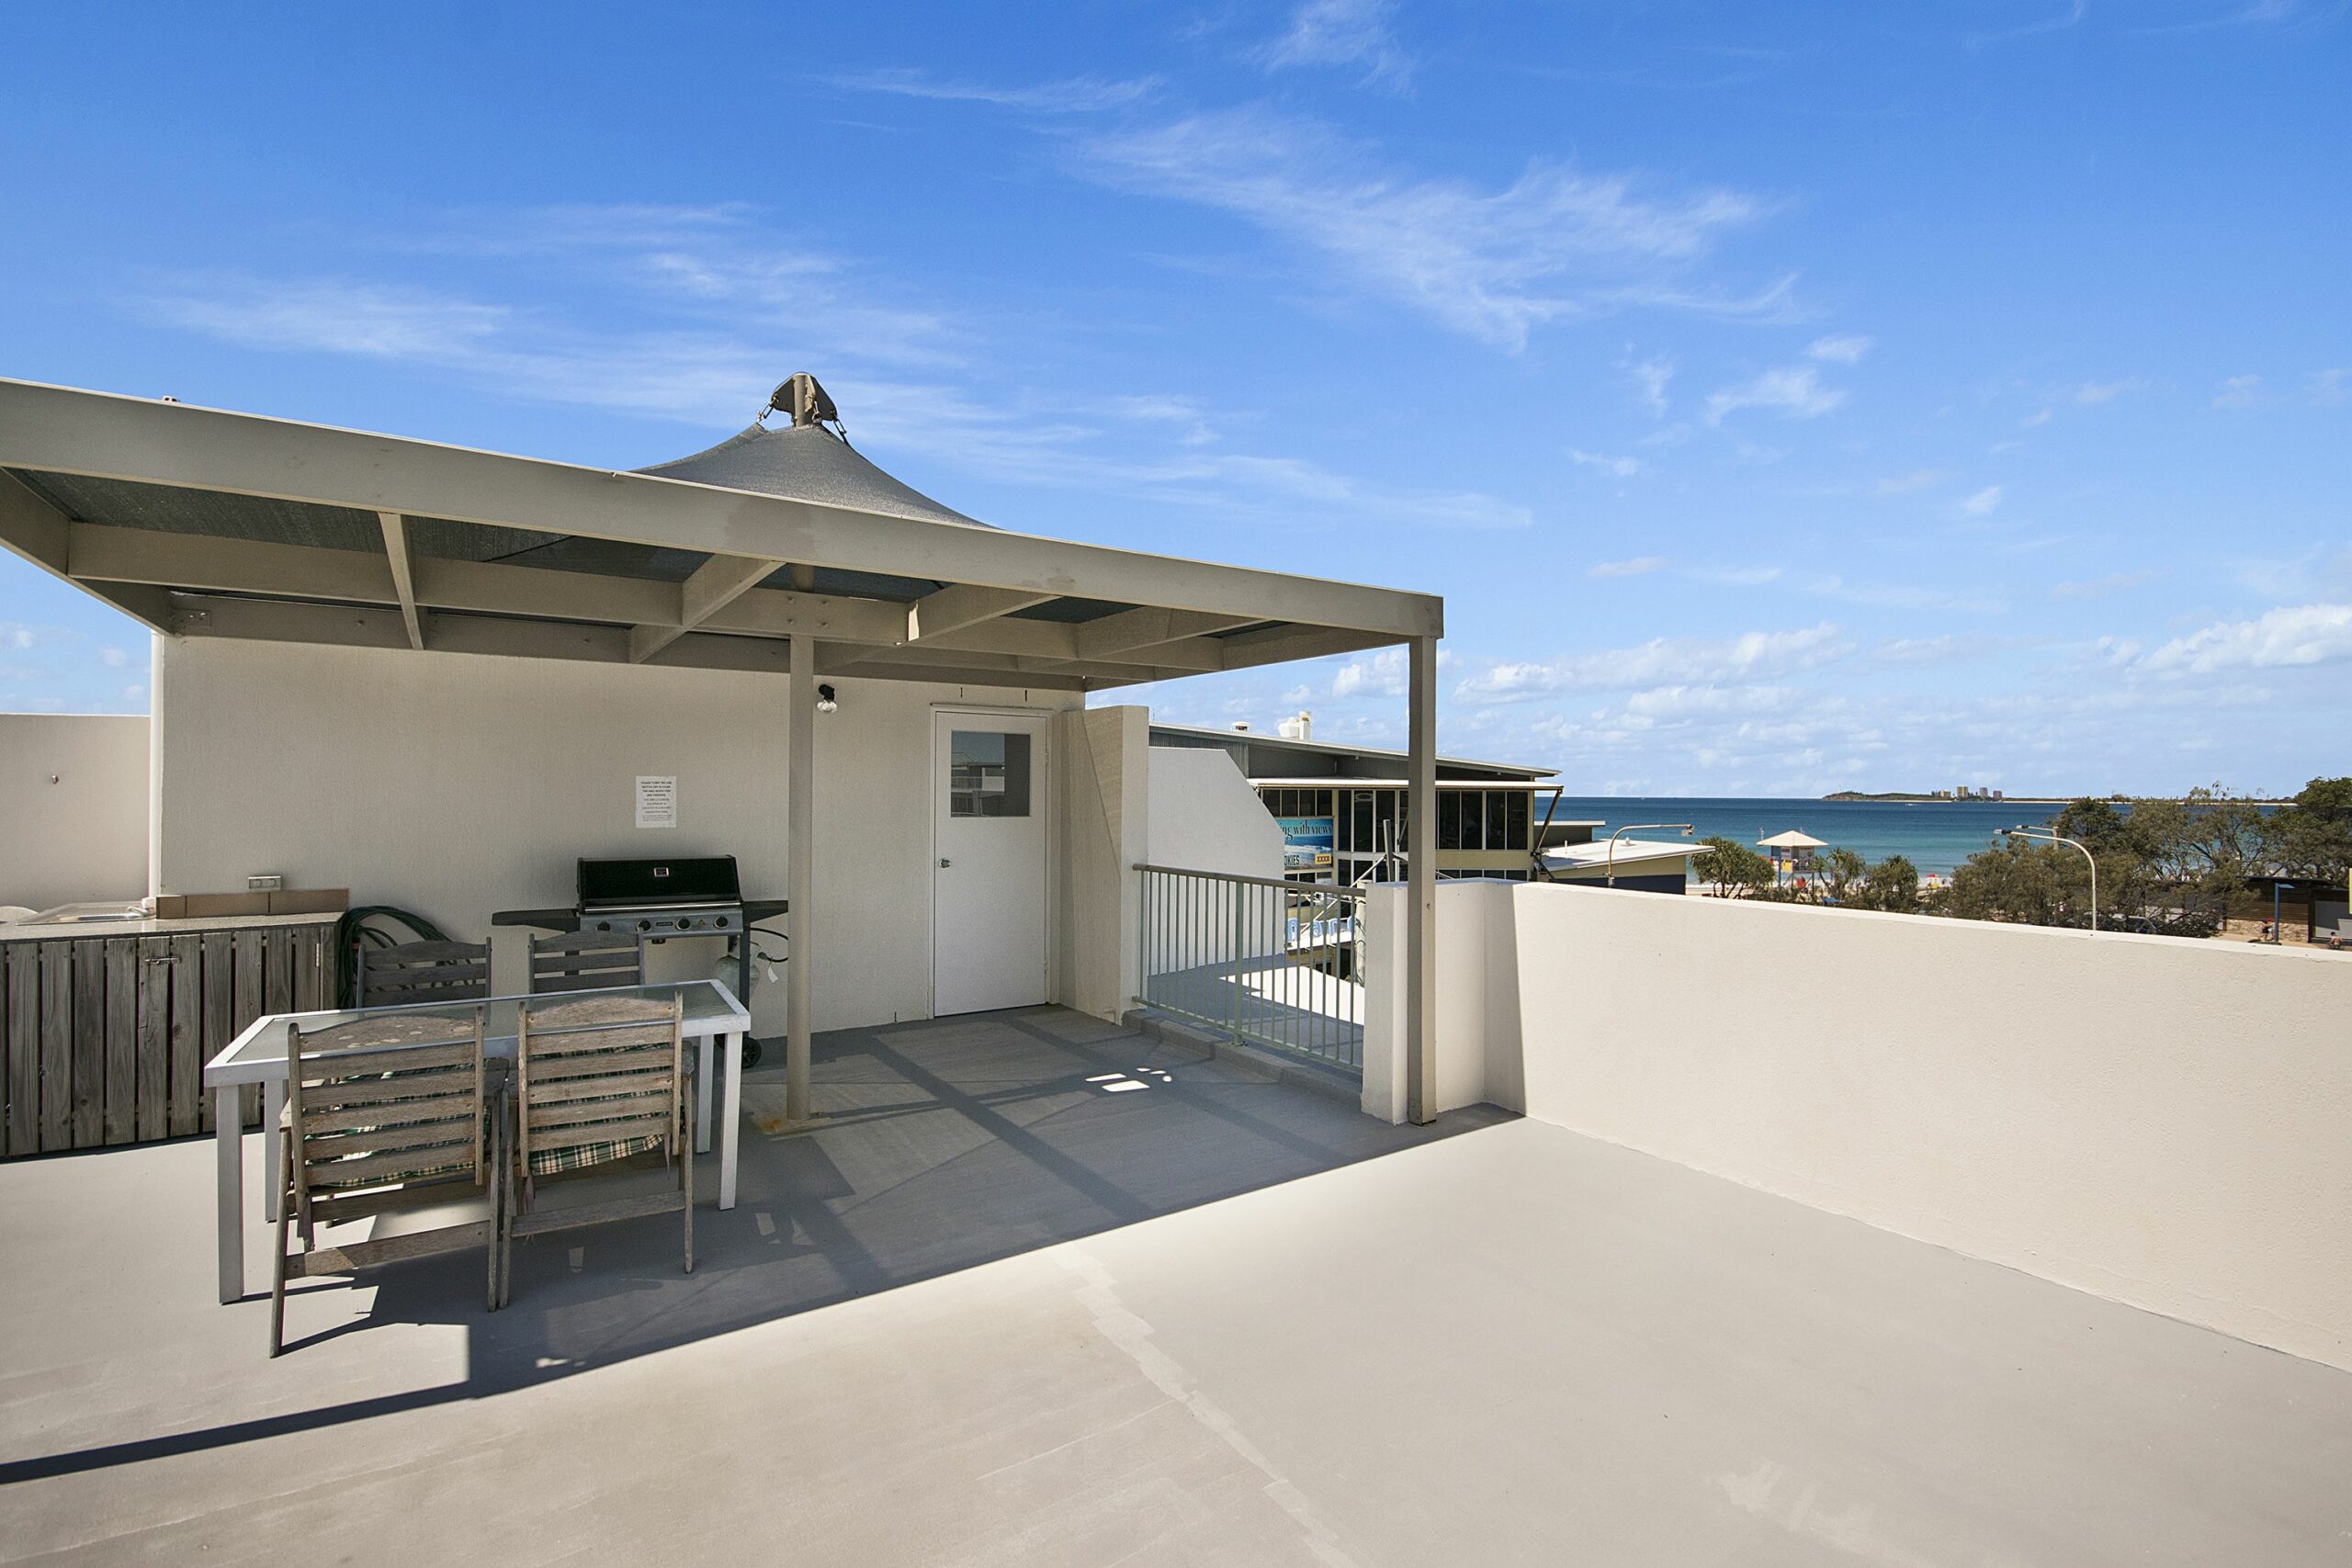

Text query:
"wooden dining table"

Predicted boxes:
[[201, 979, 752, 1303]]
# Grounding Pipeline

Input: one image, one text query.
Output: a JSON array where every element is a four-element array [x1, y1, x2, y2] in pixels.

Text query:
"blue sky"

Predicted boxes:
[[1, 1, 2346, 795]]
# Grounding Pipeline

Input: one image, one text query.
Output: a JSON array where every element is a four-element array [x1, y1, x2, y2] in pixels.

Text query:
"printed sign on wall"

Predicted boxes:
[[635, 775, 678, 829]]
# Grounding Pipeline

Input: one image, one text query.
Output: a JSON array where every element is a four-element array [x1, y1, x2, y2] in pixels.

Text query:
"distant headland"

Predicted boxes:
[[1823, 790, 2074, 804]]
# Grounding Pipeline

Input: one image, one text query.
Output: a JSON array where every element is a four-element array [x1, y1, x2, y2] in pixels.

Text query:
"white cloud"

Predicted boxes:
[[1690, 563, 1784, 587], [1627, 354, 1674, 415], [2073, 378, 2143, 405], [1254, 0, 1414, 88], [96, 646, 133, 668], [1588, 555, 1666, 580], [1075, 107, 1784, 351], [140, 208, 1531, 535], [1957, 484, 2003, 516], [1703, 363, 1846, 424], [2052, 569, 2160, 600], [1329, 643, 1449, 699], [2212, 373, 2265, 409], [832, 70, 1159, 114], [2310, 368, 2348, 406], [2139, 603, 2352, 675], [1806, 333, 1871, 364], [1874, 468, 1952, 494], [1568, 448, 1642, 479], [1, 623, 38, 651], [1455, 622, 1848, 702]]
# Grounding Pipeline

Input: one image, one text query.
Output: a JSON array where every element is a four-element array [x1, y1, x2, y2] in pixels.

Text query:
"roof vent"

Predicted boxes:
[[760, 373, 844, 437]]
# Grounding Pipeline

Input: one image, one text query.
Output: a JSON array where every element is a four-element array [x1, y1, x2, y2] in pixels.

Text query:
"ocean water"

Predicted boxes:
[[1546, 796, 2060, 874]]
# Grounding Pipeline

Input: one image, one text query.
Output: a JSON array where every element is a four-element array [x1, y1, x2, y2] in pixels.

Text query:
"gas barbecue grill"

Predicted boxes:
[[494, 856, 786, 1062]]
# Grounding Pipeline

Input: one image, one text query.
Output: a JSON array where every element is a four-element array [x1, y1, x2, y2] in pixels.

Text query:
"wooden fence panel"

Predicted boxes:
[[2, 919, 339, 1155], [4, 944, 37, 1156], [70, 940, 106, 1146], [167, 932, 201, 1137], [103, 940, 137, 1146], [198, 930, 231, 1134], [136, 937, 171, 1142]]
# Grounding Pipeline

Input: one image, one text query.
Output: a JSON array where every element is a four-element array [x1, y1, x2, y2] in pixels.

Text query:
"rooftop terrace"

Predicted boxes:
[[4, 1006, 2346, 1565]]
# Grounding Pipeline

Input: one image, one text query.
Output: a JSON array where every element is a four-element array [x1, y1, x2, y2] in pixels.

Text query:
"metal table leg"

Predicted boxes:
[[214, 1084, 243, 1303]]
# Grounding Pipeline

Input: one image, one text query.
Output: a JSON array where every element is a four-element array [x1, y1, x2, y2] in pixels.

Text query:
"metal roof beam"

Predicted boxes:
[[377, 513, 425, 650], [905, 583, 1056, 644], [0, 379, 1442, 639], [628, 552, 775, 664], [0, 469, 173, 634], [1069, 606, 1261, 662]]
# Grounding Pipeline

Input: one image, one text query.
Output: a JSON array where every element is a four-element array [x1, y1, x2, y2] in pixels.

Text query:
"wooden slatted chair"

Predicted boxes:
[[499, 994, 690, 1305], [355, 939, 492, 1008], [272, 1009, 502, 1356], [528, 928, 643, 994]]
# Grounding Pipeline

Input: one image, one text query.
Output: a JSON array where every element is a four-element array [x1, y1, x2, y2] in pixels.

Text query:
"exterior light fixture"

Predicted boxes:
[[2002, 825, 2098, 931], [815, 683, 839, 715], [1605, 822, 1694, 887]]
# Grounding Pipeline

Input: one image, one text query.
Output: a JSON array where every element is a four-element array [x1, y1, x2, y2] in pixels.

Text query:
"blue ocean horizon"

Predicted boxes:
[[1546, 796, 2064, 875]]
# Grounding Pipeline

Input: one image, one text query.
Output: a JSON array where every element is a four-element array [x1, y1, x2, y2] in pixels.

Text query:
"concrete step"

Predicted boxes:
[[1122, 1007, 1363, 1109]]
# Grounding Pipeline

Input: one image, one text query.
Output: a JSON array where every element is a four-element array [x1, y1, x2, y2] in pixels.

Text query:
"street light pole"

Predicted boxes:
[[2003, 826, 2098, 931], [1606, 823, 1694, 887]]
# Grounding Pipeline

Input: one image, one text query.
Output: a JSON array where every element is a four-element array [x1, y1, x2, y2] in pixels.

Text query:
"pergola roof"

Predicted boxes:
[[0, 377, 1442, 692]]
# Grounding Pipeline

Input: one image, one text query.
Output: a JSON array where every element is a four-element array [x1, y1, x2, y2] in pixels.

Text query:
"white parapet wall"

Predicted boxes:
[[1365, 879, 2352, 1371], [0, 713, 151, 910]]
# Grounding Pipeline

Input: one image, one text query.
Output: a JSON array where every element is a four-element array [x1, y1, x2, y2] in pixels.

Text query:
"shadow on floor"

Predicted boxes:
[[1, 1006, 1506, 1482]]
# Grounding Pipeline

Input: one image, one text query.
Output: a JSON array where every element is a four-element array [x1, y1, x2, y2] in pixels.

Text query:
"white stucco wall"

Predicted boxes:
[[1057, 705, 1148, 1022], [152, 637, 1081, 1036], [0, 712, 152, 911], [1361, 880, 1523, 1124], [1368, 880, 2352, 1371], [1145, 747, 1285, 880], [1141, 746, 1288, 973]]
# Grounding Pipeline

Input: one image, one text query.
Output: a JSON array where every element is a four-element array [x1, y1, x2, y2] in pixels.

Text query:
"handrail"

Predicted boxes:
[[1132, 863, 1338, 895]]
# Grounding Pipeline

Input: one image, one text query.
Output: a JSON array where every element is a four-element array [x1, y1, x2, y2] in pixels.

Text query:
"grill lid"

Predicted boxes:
[[577, 855, 742, 909]]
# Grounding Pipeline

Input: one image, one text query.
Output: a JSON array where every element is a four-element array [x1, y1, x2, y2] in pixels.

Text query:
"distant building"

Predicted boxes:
[[1147, 719, 1690, 890]]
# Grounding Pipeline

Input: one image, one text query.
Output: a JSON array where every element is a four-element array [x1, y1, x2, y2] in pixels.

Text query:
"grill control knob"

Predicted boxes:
[[594, 920, 612, 932], [638, 919, 653, 932], [714, 915, 729, 928]]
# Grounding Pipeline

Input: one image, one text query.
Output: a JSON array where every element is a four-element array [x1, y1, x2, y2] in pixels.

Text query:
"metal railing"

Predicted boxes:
[[1136, 864, 1365, 1072]]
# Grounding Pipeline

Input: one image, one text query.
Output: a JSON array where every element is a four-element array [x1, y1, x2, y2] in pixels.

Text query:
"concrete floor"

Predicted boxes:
[[3, 1008, 2348, 1565]]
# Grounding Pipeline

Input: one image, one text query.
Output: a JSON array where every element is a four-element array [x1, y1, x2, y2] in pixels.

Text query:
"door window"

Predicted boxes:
[[949, 730, 1032, 818]]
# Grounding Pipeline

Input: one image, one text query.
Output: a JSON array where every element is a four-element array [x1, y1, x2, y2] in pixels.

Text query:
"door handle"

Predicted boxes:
[[939, 858, 952, 868]]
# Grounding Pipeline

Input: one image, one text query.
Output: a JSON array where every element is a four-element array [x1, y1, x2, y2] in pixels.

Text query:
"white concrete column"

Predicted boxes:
[[1406, 634, 1439, 1124], [785, 633, 815, 1122]]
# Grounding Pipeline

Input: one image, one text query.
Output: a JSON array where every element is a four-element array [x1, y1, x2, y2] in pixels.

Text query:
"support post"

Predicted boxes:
[[1406, 634, 1438, 1123], [785, 633, 815, 1123]]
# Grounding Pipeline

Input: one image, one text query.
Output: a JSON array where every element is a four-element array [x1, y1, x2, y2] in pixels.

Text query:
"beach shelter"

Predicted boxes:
[[1757, 829, 1826, 884]]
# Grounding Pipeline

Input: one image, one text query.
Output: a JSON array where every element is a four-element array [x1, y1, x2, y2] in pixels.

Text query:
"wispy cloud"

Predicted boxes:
[[1626, 354, 1675, 415], [2212, 373, 2265, 409], [1588, 555, 1667, 580], [1703, 363, 1847, 423], [2052, 569, 2161, 600], [1874, 468, 1952, 494], [1956, 483, 2003, 517], [138, 206, 1530, 535], [1253, 0, 1415, 89], [1806, 333, 1871, 364], [2138, 602, 2352, 675], [1568, 448, 1642, 479], [832, 69, 1160, 114], [2072, 378, 2143, 405], [1455, 622, 1849, 702], [1072, 107, 1786, 350], [2309, 367, 2349, 405]]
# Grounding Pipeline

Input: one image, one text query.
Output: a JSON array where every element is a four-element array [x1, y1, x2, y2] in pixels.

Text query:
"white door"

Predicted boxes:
[[933, 711, 1050, 1014]]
